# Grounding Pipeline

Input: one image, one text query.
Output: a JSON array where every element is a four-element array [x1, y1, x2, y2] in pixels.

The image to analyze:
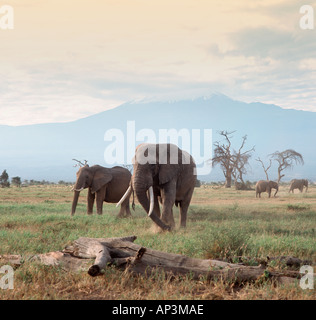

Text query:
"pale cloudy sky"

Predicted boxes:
[[1, 0, 316, 125]]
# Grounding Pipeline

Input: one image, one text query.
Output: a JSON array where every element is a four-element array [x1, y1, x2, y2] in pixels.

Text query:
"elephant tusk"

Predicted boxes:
[[73, 187, 84, 192], [116, 186, 132, 207], [148, 186, 154, 217]]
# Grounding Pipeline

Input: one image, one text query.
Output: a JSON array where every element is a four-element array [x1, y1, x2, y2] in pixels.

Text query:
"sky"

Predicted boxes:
[[1, 0, 316, 125]]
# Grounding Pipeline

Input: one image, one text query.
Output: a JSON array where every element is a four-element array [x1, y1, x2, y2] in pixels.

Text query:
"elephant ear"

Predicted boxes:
[[91, 169, 113, 193], [159, 164, 179, 185]]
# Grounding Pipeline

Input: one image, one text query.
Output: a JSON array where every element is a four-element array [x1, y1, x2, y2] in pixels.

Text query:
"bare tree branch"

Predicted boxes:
[[255, 157, 272, 181], [72, 159, 88, 168]]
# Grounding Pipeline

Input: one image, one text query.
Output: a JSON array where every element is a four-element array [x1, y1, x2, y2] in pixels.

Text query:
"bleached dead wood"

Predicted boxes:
[[1, 236, 314, 285]]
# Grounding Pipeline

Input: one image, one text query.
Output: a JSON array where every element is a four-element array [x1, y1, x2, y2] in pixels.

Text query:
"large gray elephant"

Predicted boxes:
[[289, 179, 308, 193], [71, 165, 132, 217], [117, 143, 196, 231], [255, 180, 279, 198]]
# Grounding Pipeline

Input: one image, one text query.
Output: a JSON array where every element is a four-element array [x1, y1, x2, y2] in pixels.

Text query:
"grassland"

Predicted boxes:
[[0, 184, 315, 300]]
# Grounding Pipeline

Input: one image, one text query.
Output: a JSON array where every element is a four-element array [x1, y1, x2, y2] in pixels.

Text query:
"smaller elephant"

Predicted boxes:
[[71, 165, 132, 217], [255, 180, 279, 198], [289, 179, 308, 193]]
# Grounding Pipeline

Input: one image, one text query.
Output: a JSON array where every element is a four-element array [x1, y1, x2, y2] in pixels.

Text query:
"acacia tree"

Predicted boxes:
[[0, 170, 10, 188], [211, 131, 255, 188], [269, 149, 304, 183], [11, 176, 22, 187]]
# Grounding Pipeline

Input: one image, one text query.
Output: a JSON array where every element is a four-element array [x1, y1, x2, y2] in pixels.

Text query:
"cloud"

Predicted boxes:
[[1, 1, 316, 125]]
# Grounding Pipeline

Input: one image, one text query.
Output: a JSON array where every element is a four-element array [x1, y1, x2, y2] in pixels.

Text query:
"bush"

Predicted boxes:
[[287, 204, 311, 211], [234, 181, 254, 190]]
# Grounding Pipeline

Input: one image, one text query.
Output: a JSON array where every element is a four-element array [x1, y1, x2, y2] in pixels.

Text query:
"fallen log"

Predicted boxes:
[[1, 235, 314, 285], [219, 255, 313, 269]]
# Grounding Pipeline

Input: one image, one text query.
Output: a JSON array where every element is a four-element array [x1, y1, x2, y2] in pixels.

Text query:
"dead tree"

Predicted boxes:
[[211, 131, 254, 188], [269, 150, 304, 183], [256, 157, 272, 181], [231, 136, 255, 189]]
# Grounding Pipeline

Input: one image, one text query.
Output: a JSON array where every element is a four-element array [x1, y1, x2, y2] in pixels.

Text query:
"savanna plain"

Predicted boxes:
[[0, 183, 315, 300]]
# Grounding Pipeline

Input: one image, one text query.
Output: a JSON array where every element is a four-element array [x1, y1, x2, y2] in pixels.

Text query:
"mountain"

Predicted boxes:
[[0, 94, 315, 182]]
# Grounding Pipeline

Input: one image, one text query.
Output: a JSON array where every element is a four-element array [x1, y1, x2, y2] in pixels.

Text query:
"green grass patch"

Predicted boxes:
[[0, 185, 315, 300]]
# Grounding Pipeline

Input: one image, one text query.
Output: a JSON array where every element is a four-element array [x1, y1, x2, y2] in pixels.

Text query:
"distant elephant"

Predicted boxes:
[[71, 165, 132, 217], [117, 143, 196, 231], [289, 179, 308, 193], [255, 180, 279, 198]]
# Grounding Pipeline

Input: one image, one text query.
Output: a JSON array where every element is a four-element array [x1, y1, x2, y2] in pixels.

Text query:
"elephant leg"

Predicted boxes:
[[87, 188, 95, 215], [117, 205, 125, 218], [160, 183, 176, 229], [178, 187, 194, 228], [267, 188, 271, 198], [118, 198, 131, 218], [96, 187, 106, 215], [179, 201, 190, 228], [124, 201, 132, 217]]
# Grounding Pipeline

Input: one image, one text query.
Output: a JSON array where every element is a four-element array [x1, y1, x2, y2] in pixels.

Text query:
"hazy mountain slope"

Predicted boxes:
[[0, 94, 314, 182]]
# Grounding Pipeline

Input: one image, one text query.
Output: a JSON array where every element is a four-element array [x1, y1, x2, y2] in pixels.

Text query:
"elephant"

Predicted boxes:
[[117, 143, 196, 231], [289, 179, 308, 193], [71, 165, 132, 217], [255, 180, 279, 198]]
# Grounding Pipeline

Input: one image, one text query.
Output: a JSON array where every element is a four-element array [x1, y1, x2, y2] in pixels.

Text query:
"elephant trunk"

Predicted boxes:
[[133, 175, 171, 231], [274, 186, 279, 197], [71, 190, 80, 216], [71, 174, 87, 215], [133, 176, 150, 212]]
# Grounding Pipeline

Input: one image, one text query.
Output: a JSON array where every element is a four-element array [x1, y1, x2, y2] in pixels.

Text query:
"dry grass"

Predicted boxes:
[[1, 262, 315, 300], [0, 184, 315, 300]]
